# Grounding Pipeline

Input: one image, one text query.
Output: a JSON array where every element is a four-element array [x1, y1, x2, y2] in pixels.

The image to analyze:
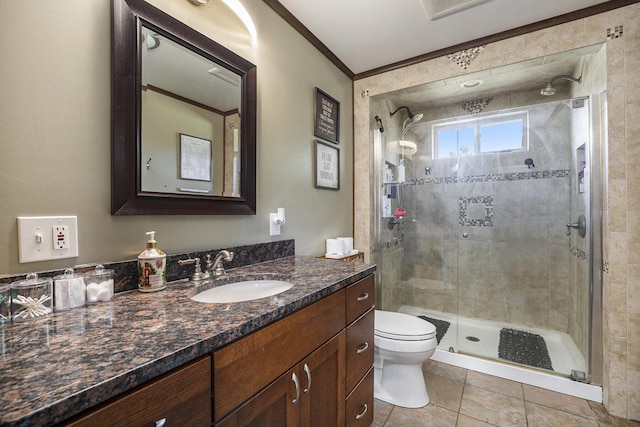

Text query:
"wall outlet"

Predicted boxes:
[[18, 216, 79, 263], [53, 225, 69, 250]]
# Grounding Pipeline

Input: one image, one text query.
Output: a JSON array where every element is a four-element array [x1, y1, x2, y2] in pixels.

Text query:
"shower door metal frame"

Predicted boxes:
[[371, 127, 384, 309], [587, 93, 604, 386]]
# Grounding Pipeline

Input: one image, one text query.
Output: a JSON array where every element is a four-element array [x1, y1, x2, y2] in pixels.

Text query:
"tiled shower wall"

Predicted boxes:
[[399, 99, 573, 333], [354, 3, 640, 419]]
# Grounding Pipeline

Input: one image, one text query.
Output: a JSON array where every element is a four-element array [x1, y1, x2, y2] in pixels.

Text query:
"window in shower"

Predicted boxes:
[[432, 110, 529, 159]]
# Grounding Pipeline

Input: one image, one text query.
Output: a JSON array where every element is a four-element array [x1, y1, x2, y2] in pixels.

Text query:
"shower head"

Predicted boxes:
[[540, 83, 556, 96], [391, 105, 424, 138], [390, 105, 421, 120], [540, 74, 582, 96], [400, 113, 424, 138]]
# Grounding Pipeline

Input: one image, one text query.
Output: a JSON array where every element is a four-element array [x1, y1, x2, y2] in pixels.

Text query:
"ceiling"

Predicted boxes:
[[275, 0, 611, 75]]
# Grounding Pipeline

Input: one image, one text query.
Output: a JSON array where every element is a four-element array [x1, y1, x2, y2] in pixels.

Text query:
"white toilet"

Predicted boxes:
[[374, 310, 438, 408]]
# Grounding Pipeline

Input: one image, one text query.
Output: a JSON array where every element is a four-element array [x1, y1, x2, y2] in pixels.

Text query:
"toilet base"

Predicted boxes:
[[374, 362, 430, 408]]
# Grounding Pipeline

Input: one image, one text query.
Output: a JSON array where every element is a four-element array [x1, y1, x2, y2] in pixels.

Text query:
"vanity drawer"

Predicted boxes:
[[65, 355, 211, 427], [345, 308, 374, 393], [346, 275, 374, 325], [214, 289, 346, 421], [345, 367, 374, 427]]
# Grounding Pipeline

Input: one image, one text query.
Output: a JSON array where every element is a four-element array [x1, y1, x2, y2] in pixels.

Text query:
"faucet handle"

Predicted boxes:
[[178, 257, 204, 281]]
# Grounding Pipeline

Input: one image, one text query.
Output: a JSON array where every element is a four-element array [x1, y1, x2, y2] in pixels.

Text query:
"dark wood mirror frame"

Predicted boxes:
[[111, 0, 256, 215]]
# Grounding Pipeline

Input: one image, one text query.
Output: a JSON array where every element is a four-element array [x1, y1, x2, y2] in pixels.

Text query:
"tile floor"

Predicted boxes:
[[372, 360, 640, 427]]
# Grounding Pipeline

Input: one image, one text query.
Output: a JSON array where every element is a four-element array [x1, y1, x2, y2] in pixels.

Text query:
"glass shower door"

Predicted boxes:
[[373, 128, 405, 312], [450, 98, 594, 379]]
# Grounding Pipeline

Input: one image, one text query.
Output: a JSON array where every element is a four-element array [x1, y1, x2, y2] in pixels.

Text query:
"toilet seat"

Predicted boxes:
[[375, 310, 437, 341]]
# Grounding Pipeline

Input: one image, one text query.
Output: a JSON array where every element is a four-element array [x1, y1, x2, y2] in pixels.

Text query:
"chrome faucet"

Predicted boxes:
[[206, 250, 234, 277]]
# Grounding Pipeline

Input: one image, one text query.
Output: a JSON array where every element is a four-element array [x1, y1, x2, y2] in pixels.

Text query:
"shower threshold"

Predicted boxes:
[[398, 305, 602, 402]]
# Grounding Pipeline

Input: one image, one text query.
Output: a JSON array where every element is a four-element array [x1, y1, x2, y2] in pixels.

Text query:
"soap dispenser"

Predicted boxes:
[[138, 231, 167, 292]]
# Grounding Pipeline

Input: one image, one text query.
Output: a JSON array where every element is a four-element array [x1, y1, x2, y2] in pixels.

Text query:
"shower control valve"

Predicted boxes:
[[566, 214, 587, 238]]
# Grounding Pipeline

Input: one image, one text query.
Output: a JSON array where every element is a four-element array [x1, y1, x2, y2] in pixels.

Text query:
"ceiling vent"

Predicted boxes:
[[421, 0, 493, 20]]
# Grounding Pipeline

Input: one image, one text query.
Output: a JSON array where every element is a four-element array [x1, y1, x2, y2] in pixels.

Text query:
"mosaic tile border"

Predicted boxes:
[[372, 237, 404, 254], [459, 195, 494, 227], [407, 169, 570, 186], [568, 251, 609, 272], [447, 45, 486, 69], [607, 25, 623, 40], [570, 246, 587, 261], [459, 97, 494, 114]]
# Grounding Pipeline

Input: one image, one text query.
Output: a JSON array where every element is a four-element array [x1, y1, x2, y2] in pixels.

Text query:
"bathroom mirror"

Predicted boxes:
[[112, 0, 256, 215]]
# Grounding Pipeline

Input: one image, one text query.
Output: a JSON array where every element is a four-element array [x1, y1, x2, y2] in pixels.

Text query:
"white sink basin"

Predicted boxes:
[[190, 279, 293, 303]]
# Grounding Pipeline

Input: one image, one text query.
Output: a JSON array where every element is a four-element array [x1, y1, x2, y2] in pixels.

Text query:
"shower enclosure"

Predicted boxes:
[[372, 79, 604, 385]]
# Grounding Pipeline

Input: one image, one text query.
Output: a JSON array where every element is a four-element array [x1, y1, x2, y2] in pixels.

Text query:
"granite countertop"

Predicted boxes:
[[0, 256, 375, 426]]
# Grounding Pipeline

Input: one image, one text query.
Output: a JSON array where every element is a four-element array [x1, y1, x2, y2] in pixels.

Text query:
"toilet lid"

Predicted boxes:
[[375, 310, 437, 341]]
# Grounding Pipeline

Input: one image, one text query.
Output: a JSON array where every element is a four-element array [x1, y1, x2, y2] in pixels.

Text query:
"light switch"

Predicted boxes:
[[17, 216, 79, 263]]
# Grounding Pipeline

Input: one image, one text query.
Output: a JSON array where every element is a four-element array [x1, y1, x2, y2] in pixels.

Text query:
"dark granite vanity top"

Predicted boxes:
[[0, 256, 375, 426]]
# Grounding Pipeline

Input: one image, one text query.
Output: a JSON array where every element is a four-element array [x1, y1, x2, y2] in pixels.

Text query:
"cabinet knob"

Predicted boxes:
[[291, 372, 300, 405], [356, 293, 369, 302], [155, 418, 167, 427], [303, 363, 311, 394], [355, 403, 368, 420], [356, 342, 369, 354]]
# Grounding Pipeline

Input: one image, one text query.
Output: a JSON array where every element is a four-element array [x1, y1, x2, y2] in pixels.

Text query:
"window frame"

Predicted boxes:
[[432, 109, 529, 159]]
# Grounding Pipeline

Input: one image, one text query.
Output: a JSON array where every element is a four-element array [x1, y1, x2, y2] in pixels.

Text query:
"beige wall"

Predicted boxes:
[[0, 1, 354, 275], [354, 4, 640, 420]]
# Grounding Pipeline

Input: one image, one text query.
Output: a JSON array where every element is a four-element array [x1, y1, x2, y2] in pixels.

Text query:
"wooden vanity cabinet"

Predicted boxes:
[[214, 289, 346, 426], [214, 274, 375, 427], [64, 355, 211, 427], [60, 274, 375, 427], [217, 331, 346, 427], [344, 275, 375, 427]]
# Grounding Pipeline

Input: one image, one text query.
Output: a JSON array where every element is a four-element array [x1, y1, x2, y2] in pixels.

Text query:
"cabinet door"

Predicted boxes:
[[299, 331, 346, 427], [217, 332, 346, 427], [214, 290, 346, 421], [216, 369, 298, 427]]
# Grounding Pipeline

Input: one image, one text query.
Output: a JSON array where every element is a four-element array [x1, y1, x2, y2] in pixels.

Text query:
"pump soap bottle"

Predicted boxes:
[[138, 231, 167, 292]]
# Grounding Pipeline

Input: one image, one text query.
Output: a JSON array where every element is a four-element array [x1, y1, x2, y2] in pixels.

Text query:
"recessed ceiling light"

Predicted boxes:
[[188, 0, 209, 5], [460, 79, 483, 89]]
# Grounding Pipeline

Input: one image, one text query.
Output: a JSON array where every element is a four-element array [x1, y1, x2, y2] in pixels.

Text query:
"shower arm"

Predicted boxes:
[[549, 75, 582, 86], [390, 106, 414, 118]]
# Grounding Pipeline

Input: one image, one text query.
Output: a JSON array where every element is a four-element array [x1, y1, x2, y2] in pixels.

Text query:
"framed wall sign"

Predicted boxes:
[[179, 133, 212, 182], [314, 87, 340, 144], [314, 140, 340, 190]]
